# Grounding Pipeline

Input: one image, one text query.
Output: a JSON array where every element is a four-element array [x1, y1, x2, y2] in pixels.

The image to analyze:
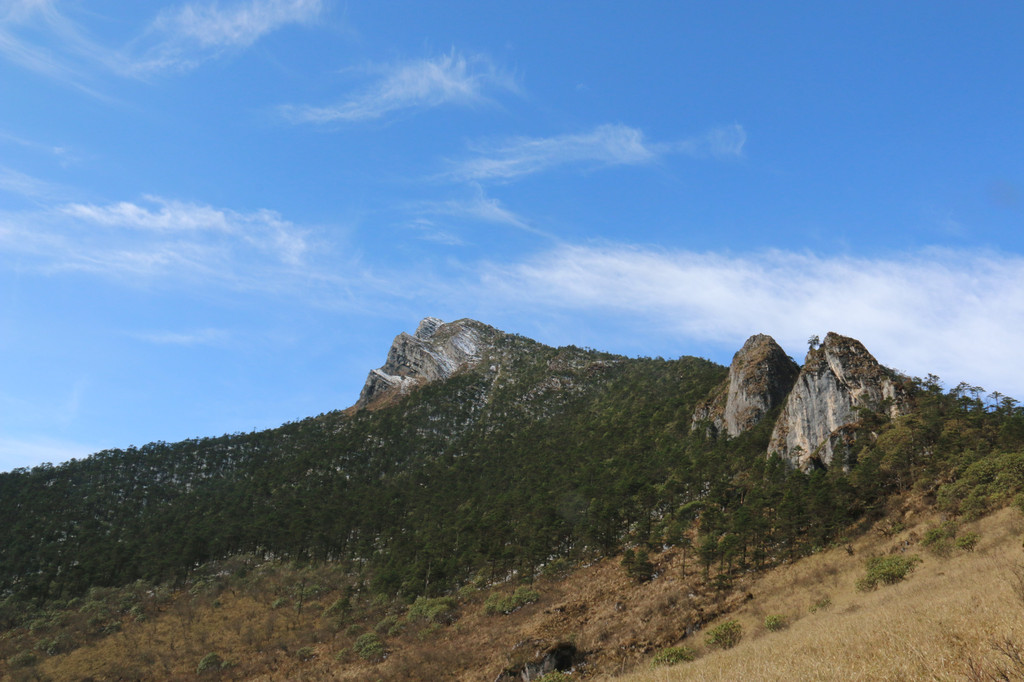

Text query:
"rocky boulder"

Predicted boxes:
[[767, 332, 908, 470], [354, 317, 493, 409], [692, 334, 800, 438]]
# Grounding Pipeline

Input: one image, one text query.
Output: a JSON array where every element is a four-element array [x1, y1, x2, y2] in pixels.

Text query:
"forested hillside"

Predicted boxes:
[[4, 320, 1024, 680], [1, 324, 730, 604]]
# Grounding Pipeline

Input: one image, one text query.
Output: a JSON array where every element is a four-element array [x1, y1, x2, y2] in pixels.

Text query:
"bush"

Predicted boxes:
[[856, 555, 921, 591], [483, 586, 540, 615], [956, 532, 980, 552], [705, 620, 742, 650], [354, 632, 386, 662], [8, 650, 38, 669], [809, 596, 831, 613], [651, 645, 696, 666], [921, 521, 958, 556], [764, 614, 788, 632], [407, 595, 458, 624], [296, 646, 315, 662], [324, 596, 350, 617], [196, 652, 224, 674]]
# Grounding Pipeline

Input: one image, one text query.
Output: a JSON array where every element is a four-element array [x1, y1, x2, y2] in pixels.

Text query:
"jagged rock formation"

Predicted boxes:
[[767, 332, 908, 470], [354, 317, 494, 409], [691, 334, 799, 438]]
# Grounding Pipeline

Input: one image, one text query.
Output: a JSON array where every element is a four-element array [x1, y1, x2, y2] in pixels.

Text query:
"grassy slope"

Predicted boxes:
[[627, 504, 1024, 682], [7, 502, 1023, 681]]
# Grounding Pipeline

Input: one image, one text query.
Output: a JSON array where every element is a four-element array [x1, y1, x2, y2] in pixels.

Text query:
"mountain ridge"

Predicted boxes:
[[3, 316, 1024, 680]]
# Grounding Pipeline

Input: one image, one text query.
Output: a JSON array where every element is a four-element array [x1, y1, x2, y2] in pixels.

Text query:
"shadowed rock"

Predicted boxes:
[[692, 334, 800, 438]]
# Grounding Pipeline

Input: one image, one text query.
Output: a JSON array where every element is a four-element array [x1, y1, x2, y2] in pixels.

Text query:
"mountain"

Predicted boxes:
[[3, 318, 1024, 680]]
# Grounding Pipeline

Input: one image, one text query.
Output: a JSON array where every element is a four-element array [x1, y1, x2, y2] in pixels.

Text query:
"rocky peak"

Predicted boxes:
[[353, 317, 493, 410], [692, 333, 799, 438], [768, 332, 908, 470]]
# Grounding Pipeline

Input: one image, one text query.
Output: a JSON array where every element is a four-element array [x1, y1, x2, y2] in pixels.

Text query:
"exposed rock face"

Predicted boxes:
[[354, 317, 492, 409], [767, 332, 908, 470], [692, 334, 799, 438]]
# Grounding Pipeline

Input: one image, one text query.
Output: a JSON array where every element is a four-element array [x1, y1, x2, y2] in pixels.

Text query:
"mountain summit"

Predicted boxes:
[[767, 332, 910, 470], [691, 333, 800, 438], [354, 317, 497, 409]]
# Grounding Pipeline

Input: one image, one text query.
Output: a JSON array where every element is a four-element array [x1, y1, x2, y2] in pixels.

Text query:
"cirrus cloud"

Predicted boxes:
[[471, 243, 1024, 398], [279, 49, 519, 124]]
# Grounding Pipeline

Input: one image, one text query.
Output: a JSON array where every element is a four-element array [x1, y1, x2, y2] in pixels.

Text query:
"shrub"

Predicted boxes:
[[324, 596, 350, 617], [407, 595, 458, 624], [8, 650, 38, 668], [856, 555, 921, 591], [705, 620, 742, 650], [483, 587, 540, 615], [956, 532, 980, 552], [196, 652, 223, 674], [354, 632, 386, 662], [651, 645, 696, 666], [809, 596, 831, 613], [296, 646, 316, 662], [922, 521, 959, 556], [764, 614, 788, 632]]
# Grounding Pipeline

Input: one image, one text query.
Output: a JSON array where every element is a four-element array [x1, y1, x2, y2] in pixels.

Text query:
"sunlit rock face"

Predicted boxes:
[[354, 317, 490, 409], [767, 332, 909, 470], [691, 333, 799, 438]]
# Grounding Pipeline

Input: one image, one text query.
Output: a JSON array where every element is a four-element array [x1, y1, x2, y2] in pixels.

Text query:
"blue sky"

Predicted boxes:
[[1, 1, 1023, 471]]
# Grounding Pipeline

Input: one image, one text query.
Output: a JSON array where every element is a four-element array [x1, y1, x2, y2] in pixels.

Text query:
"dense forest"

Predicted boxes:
[[3, 323, 1024, 629]]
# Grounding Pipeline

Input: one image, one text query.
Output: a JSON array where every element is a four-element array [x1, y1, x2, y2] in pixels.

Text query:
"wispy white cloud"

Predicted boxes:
[[0, 0, 124, 93], [417, 192, 547, 237], [0, 166, 66, 200], [136, 0, 322, 72], [0, 0, 322, 84], [472, 243, 1024, 398], [405, 218, 465, 246], [153, 0, 321, 48], [448, 123, 745, 182], [0, 196, 313, 291], [280, 49, 518, 123], [62, 196, 308, 263]]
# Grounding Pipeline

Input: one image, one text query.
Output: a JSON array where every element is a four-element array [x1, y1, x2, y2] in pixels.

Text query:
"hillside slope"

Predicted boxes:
[[4, 318, 1024, 680]]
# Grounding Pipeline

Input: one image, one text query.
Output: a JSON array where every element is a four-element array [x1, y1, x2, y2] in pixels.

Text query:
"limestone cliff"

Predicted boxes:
[[691, 334, 799, 438], [767, 332, 908, 470], [354, 317, 494, 409]]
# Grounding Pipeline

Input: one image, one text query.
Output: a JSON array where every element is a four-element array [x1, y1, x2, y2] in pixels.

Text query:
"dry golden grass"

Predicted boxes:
[[620, 506, 1024, 682]]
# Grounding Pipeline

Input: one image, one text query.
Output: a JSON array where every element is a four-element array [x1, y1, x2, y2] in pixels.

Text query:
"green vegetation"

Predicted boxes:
[[196, 652, 225, 674], [651, 645, 697, 666], [705, 620, 742, 650], [483, 587, 540, 615], [921, 521, 959, 556], [2, 325, 1024, 676], [353, 632, 386, 662], [407, 595, 458, 624], [764, 614, 788, 631], [856, 555, 921, 591]]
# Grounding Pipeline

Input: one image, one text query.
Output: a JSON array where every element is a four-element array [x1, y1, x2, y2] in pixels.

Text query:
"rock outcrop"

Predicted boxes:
[[767, 332, 908, 470], [354, 317, 492, 409], [692, 334, 800, 438]]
